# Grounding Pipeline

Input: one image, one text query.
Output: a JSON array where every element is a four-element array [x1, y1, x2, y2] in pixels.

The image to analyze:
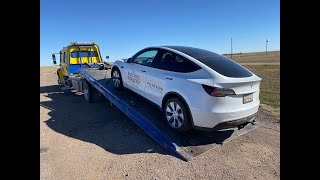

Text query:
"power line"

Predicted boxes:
[[266, 38, 268, 54], [231, 37, 233, 59]]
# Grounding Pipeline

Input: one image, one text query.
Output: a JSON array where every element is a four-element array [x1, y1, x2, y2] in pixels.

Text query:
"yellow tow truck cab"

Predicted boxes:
[[52, 42, 110, 88]]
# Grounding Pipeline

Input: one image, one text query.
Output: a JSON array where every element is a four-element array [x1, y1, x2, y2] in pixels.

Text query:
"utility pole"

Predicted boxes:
[[266, 39, 268, 54], [231, 37, 233, 59]]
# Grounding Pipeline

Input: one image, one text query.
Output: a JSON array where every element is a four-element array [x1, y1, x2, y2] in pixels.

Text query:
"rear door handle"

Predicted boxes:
[[166, 77, 173, 80], [121, 66, 124, 68], [141, 70, 146, 72]]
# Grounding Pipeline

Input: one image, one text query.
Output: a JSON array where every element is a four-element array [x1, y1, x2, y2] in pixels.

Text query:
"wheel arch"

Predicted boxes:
[[162, 91, 195, 127], [111, 64, 121, 73], [111, 65, 119, 71]]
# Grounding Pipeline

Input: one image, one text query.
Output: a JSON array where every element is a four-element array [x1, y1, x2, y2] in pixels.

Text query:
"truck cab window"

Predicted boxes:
[[62, 52, 65, 64]]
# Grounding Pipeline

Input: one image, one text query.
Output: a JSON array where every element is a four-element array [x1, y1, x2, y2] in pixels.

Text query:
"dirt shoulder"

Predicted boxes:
[[40, 67, 280, 180]]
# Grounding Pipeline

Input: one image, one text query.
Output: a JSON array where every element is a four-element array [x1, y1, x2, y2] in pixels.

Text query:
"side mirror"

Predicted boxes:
[[127, 58, 131, 63], [106, 56, 109, 59], [52, 54, 56, 65]]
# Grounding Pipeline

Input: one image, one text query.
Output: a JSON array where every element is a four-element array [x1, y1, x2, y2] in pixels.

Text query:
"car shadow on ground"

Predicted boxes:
[[40, 84, 237, 159], [40, 85, 169, 156]]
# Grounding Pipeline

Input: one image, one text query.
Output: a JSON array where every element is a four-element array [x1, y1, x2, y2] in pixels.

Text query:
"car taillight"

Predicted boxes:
[[202, 84, 236, 97]]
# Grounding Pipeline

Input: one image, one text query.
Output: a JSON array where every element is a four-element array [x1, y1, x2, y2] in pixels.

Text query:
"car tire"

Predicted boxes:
[[164, 97, 192, 132], [111, 67, 123, 90]]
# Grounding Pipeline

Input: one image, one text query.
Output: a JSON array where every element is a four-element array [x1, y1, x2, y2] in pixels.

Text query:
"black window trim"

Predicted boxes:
[[130, 48, 160, 67], [163, 46, 253, 77], [151, 49, 202, 73], [129, 47, 202, 73]]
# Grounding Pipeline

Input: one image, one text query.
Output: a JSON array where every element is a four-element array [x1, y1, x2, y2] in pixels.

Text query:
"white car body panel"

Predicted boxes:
[[121, 62, 147, 97], [112, 46, 261, 129]]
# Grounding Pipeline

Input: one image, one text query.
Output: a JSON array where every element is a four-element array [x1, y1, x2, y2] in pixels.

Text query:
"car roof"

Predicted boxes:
[[161, 46, 220, 57], [159, 46, 253, 78], [161, 45, 197, 51]]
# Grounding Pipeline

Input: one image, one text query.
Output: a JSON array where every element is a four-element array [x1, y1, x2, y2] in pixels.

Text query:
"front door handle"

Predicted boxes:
[[141, 70, 146, 72], [166, 77, 173, 80]]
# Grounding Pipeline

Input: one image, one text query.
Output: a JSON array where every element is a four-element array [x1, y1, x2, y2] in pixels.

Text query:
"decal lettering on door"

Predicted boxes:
[[146, 79, 163, 94], [128, 71, 140, 88]]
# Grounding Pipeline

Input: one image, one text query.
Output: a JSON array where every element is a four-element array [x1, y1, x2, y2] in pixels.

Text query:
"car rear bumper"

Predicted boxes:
[[190, 103, 259, 130], [193, 114, 256, 131]]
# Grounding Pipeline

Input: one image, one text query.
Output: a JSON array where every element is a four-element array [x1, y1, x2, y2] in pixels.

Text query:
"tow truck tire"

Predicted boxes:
[[111, 67, 123, 90], [164, 98, 192, 132], [83, 80, 93, 102], [83, 80, 104, 103]]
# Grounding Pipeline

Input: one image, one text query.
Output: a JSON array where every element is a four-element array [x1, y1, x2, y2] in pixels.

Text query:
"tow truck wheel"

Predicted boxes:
[[111, 68, 123, 90], [83, 80, 93, 103], [164, 98, 192, 132]]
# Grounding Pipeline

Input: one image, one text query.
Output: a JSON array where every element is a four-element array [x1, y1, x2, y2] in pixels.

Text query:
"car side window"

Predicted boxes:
[[132, 50, 158, 66], [152, 50, 201, 73]]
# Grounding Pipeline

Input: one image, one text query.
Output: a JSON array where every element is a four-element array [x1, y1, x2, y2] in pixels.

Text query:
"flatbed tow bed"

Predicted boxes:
[[79, 67, 258, 161]]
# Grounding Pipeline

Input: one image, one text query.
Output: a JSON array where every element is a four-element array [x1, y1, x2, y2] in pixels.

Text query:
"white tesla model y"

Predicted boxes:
[[111, 46, 261, 132]]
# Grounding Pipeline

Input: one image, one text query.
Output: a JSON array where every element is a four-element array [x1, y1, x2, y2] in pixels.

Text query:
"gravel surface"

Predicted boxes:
[[40, 67, 280, 180]]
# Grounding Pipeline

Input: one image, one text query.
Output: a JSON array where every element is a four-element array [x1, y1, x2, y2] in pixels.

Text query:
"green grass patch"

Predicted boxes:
[[244, 65, 280, 109]]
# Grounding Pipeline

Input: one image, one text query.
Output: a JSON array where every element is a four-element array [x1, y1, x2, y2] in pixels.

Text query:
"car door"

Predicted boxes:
[[124, 49, 160, 97], [144, 50, 202, 107], [144, 50, 175, 107], [144, 68, 167, 107]]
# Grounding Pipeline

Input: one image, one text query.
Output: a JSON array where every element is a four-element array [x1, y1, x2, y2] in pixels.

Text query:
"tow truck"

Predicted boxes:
[[52, 42, 111, 90], [52, 42, 258, 161]]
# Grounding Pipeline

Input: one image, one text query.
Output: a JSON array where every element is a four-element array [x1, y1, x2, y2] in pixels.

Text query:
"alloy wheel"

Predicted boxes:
[[166, 102, 184, 128]]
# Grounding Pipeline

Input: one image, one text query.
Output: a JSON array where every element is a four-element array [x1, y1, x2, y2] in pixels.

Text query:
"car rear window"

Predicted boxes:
[[165, 46, 253, 78]]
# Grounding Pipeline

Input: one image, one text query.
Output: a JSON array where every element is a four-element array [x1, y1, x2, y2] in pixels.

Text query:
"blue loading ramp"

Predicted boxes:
[[79, 68, 258, 161]]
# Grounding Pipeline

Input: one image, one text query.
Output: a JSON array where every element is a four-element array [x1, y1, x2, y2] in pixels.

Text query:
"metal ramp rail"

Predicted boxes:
[[79, 68, 258, 161]]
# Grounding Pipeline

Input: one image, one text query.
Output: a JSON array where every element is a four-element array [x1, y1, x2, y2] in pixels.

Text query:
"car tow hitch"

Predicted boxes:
[[238, 119, 256, 130]]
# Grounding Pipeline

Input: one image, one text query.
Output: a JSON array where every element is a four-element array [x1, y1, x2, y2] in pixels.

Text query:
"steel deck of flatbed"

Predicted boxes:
[[79, 68, 258, 161]]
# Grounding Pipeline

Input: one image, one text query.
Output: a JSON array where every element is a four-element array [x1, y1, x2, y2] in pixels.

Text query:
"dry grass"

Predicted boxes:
[[225, 51, 280, 65], [225, 50, 280, 110], [244, 65, 280, 110]]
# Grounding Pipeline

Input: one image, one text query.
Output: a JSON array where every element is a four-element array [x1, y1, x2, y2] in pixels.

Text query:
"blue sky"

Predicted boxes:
[[40, 0, 280, 66]]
